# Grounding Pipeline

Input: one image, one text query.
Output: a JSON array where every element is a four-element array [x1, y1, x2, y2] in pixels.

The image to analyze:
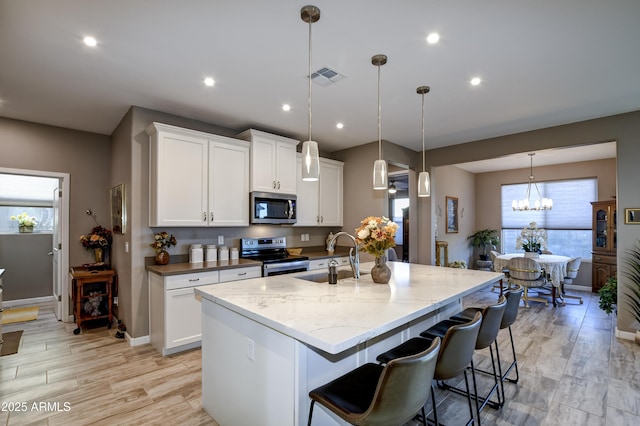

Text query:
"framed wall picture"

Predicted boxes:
[[625, 208, 640, 224], [446, 196, 458, 234], [111, 183, 126, 234]]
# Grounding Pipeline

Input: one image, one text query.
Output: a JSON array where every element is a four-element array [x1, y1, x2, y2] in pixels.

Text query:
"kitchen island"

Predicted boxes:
[[196, 261, 503, 426]]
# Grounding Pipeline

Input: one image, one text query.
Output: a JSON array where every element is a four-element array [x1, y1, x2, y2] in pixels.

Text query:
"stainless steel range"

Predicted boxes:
[[240, 237, 309, 276]]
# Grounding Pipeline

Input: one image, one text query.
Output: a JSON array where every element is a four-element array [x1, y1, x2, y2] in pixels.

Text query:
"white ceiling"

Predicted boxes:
[[455, 141, 617, 173], [1, 1, 639, 156]]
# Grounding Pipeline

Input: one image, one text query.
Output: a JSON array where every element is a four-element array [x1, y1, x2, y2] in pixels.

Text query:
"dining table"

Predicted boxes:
[[493, 253, 572, 306]]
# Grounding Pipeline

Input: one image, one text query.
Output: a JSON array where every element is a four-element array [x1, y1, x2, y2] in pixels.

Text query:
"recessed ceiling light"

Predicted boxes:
[[470, 77, 482, 86], [204, 77, 215, 87], [282, 104, 291, 111], [426, 33, 440, 44], [336, 122, 344, 129], [83, 36, 97, 47]]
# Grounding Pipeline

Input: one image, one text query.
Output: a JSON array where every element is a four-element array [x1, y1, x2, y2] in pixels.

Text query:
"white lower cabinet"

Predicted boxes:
[[308, 256, 350, 271], [149, 266, 260, 355]]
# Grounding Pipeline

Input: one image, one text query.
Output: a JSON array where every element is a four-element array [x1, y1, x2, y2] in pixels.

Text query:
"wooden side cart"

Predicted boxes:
[[69, 266, 116, 335]]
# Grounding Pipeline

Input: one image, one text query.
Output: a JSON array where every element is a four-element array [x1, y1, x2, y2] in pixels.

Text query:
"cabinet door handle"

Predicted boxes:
[[210, 212, 214, 222], [203, 212, 207, 221], [273, 181, 277, 189], [189, 278, 200, 282], [320, 216, 323, 223], [277, 181, 281, 189], [238, 272, 247, 276]]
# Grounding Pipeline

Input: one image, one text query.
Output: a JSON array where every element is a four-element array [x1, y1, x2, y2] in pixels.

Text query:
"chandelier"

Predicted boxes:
[[512, 153, 553, 211]]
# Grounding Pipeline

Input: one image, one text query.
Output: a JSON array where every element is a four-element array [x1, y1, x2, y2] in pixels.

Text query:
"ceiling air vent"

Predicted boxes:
[[310, 67, 345, 87]]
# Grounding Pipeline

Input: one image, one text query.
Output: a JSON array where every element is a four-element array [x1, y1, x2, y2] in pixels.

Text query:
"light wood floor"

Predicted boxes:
[[1, 286, 639, 425]]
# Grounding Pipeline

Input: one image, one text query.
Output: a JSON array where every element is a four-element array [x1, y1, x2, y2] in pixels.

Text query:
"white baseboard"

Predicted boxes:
[[615, 328, 637, 342], [564, 284, 592, 292], [126, 332, 150, 347], [3, 295, 56, 309]]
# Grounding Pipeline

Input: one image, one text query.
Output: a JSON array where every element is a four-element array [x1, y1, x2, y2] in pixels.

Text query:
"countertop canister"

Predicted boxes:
[[189, 244, 203, 263], [218, 246, 229, 261], [205, 245, 217, 262]]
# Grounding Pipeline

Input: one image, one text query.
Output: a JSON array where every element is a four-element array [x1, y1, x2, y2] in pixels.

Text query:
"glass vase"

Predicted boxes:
[[371, 255, 391, 284], [155, 249, 170, 265]]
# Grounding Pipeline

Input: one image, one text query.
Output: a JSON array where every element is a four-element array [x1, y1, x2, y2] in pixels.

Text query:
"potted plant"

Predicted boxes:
[[598, 276, 617, 315], [468, 229, 500, 261]]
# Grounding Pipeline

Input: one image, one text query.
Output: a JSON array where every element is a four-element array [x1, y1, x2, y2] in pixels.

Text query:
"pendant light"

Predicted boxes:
[[416, 86, 431, 197], [372, 54, 388, 190], [300, 5, 320, 181], [388, 182, 397, 194], [512, 153, 553, 211]]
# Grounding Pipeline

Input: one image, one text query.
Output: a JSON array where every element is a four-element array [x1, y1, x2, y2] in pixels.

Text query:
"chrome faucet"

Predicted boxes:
[[328, 232, 360, 279]]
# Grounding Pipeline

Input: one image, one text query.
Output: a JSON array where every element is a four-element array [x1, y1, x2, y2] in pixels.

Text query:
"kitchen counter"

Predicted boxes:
[[145, 258, 261, 276], [145, 247, 350, 276], [197, 262, 503, 425]]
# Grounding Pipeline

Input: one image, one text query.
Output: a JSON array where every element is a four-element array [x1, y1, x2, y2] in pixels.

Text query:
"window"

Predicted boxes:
[[501, 178, 596, 259], [0, 174, 59, 233]]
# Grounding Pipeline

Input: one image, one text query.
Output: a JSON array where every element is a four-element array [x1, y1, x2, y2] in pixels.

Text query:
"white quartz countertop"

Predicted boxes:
[[196, 262, 504, 355]]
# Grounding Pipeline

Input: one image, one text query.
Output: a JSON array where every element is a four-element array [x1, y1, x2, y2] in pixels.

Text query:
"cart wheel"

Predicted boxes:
[[73, 328, 81, 335]]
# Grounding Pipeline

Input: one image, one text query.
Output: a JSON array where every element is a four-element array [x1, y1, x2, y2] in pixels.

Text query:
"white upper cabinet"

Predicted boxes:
[[296, 155, 343, 227], [237, 129, 298, 195], [147, 123, 250, 227]]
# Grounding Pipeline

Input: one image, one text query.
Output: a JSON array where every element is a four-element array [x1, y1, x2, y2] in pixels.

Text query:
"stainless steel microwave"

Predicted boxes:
[[250, 192, 297, 224]]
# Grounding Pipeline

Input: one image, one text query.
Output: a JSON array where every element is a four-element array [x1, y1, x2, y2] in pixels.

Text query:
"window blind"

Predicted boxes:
[[501, 178, 597, 230]]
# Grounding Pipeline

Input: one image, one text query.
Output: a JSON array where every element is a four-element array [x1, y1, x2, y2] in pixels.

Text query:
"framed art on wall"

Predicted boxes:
[[446, 196, 458, 233], [111, 183, 126, 234], [625, 208, 640, 224]]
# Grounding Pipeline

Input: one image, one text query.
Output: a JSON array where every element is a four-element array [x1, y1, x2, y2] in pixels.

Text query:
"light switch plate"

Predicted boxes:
[[218, 235, 224, 245]]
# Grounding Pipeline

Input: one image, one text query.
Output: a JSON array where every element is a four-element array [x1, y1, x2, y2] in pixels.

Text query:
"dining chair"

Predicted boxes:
[[376, 312, 483, 426], [307, 337, 441, 426], [560, 257, 584, 304], [507, 257, 548, 307], [490, 250, 508, 294]]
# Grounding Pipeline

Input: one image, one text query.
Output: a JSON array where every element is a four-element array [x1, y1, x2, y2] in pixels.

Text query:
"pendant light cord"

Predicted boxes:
[[421, 92, 425, 171], [377, 63, 382, 160], [307, 18, 313, 142]]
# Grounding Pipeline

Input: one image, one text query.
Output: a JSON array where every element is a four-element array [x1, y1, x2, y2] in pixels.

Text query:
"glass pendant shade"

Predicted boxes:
[[301, 140, 320, 181], [418, 171, 430, 197], [373, 159, 388, 190]]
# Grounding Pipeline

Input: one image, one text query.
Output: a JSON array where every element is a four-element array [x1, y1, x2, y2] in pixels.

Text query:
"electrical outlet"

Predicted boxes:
[[218, 235, 224, 245], [246, 337, 255, 362], [124, 242, 129, 253], [114, 296, 119, 306], [301, 234, 305, 241]]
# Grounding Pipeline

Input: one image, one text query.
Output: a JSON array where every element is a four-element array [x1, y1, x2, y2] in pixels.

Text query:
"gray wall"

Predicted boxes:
[[0, 118, 112, 268], [0, 233, 52, 300], [423, 111, 640, 333]]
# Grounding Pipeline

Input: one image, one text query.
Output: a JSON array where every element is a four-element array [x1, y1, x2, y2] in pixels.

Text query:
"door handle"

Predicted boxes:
[[48, 251, 54, 256]]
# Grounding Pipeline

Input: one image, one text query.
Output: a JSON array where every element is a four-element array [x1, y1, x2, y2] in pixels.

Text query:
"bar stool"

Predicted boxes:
[[422, 296, 507, 419], [450, 285, 523, 403], [376, 312, 482, 426], [307, 337, 441, 426]]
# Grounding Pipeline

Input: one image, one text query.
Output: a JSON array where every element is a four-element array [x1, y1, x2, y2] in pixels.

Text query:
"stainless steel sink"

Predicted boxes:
[[297, 270, 368, 283]]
